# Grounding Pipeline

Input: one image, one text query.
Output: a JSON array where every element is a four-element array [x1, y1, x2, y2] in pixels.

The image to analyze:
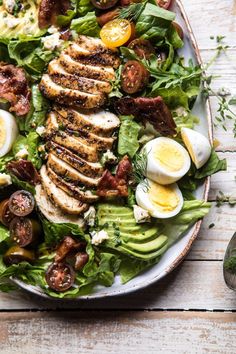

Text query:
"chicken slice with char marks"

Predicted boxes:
[[55, 107, 120, 137], [35, 184, 85, 227], [46, 141, 104, 178], [47, 167, 99, 203], [40, 165, 89, 215], [48, 153, 101, 188], [40, 74, 106, 109], [48, 60, 112, 94]]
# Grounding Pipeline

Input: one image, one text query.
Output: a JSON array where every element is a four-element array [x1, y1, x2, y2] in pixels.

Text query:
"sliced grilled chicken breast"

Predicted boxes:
[[46, 112, 99, 162], [40, 165, 89, 215], [48, 153, 101, 188], [46, 141, 104, 178], [59, 53, 115, 82], [55, 113, 115, 151], [48, 60, 112, 94], [47, 167, 99, 203], [40, 74, 106, 109], [76, 35, 118, 55], [66, 43, 120, 68], [35, 185, 85, 227], [56, 108, 120, 137]]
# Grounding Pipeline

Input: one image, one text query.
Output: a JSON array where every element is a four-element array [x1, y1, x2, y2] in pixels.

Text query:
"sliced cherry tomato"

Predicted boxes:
[[10, 217, 41, 248], [121, 60, 149, 94], [0, 199, 15, 227], [156, 0, 172, 9], [45, 262, 75, 292], [100, 19, 132, 48], [97, 9, 119, 27], [172, 22, 184, 39], [128, 39, 155, 59], [91, 0, 119, 10], [9, 190, 35, 217], [74, 252, 89, 270], [3, 246, 35, 265]]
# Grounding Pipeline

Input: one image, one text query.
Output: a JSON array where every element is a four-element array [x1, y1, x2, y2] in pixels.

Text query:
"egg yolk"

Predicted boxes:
[[148, 181, 179, 212], [0, 117, 6, 148], [153, 142, 184, 172], [181, 133, 196, 165]]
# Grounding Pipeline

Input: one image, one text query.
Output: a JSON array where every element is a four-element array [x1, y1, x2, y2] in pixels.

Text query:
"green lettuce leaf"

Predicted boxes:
[[57, 0, 93, 26], [0, 225, 9, 244], [194, 150, 227, 179], [118, 116, 141, 158], [71, 12, 100, 37]]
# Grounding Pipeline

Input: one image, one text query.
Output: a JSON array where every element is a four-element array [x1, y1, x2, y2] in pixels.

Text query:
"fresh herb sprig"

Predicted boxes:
[[216, 191, 236, 207], [132, 150, 149, 190], [118, 1, 147, 22]]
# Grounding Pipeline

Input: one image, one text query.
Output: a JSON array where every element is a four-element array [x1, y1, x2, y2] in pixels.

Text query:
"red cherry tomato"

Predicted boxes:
[[9, 190, 35, 217], [10, 217, 41, 248], [0, 199, 14, 227], [121, 60, 149, 94], [156, 0, 172, 9], [46, 262, 75, 292]]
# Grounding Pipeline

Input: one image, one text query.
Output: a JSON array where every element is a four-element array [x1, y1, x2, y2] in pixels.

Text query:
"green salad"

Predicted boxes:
[[0, 0, 226, 298]]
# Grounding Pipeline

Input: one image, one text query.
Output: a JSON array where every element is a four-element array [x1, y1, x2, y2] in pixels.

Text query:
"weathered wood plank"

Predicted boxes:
[[0, 311, 235, 354], [0, 261, 235, 311], [181, 0, 236, 49]]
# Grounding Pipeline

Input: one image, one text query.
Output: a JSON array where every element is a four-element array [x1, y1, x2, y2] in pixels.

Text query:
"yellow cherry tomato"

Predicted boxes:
[[100, 19, 132, 48]]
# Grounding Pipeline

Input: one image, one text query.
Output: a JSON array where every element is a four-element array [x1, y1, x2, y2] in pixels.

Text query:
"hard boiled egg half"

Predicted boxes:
[[0, 109, 18, 158], [181, 128, 211, 169], [136, 179, 183, 219], [143, 137, 191, 185]]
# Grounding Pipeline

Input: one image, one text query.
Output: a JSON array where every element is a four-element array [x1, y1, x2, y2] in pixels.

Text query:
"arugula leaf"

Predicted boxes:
[[118, 116, 141, 158], [0, 152, 14, 173], [71, 12, 100, 37], [167, 23, 184, 49], [10, 174, 35, 194], [0, 225, 9, 244], [194, 150, 227, 179]]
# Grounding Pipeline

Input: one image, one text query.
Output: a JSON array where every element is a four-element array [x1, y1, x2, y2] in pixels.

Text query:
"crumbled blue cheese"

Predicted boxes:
[[101, 150, 117, 165], [0, 173, 12, 187], [3, 0, 16, 14], [91, 230, 109, 246], [217, 87, 231, 97], [42, 31, 62, 51], [133, 205, 151, 224], [15, 147, 29, 159], [84, 206, 96, 227], [36, 126, 46, 137]]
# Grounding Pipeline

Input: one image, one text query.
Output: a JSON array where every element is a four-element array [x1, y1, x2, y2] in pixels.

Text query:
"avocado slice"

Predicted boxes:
[[119, 243, 168, 260], [124, 235, 168, 254]]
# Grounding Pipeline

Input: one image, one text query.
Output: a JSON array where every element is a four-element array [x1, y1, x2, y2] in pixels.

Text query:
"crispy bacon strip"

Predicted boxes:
[[97, 156, 132, 197], [38, 0, 71, 29], [7, 160, 40, 186], [0, 63, 31, 116], [55, 236, 86, 262], [115, 96, 176, 136]]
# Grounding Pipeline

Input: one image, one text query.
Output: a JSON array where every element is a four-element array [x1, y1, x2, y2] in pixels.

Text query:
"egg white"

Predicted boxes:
[[144, 137, 191, 185], [136, 179, 184, 219], [0, 109, 18, 158], [181, 128, 212, 169]]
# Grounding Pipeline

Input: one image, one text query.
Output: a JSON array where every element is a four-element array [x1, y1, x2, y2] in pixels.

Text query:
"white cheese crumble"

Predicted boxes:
[[133, 205, 151, 224], [42, 32, 62, 51], [0, 173, 12, 187], [3, 0, 16, 14], [91, 230, 109, 246], [102, 150, 117, 165], [4, 16, 20, 29], [36, 126, 46, 137], [84, 206, 96, 227], [15, 147, 29, 159]]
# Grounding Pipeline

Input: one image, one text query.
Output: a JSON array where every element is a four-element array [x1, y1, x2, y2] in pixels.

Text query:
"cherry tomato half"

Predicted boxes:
[[3, 246, 35, 265], [0, 199, 15, 227], [9, 190, 35, 217], [45, 262, 75, 292], [121, 60, 149, 94], [128, 39, 155, 59], [100, 19, 132, 48], [91, 0, 119, 10], [156, 0, 172, 9], [10, 217, 41, 248]]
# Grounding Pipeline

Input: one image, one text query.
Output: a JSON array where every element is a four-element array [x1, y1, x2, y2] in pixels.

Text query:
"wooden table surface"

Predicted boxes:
[[1, 1, 236, 353]]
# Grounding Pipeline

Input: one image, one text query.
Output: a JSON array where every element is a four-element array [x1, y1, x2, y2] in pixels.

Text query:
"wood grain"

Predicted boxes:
[[0, 311, 235, 354], [0, 261, 236, 311]]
